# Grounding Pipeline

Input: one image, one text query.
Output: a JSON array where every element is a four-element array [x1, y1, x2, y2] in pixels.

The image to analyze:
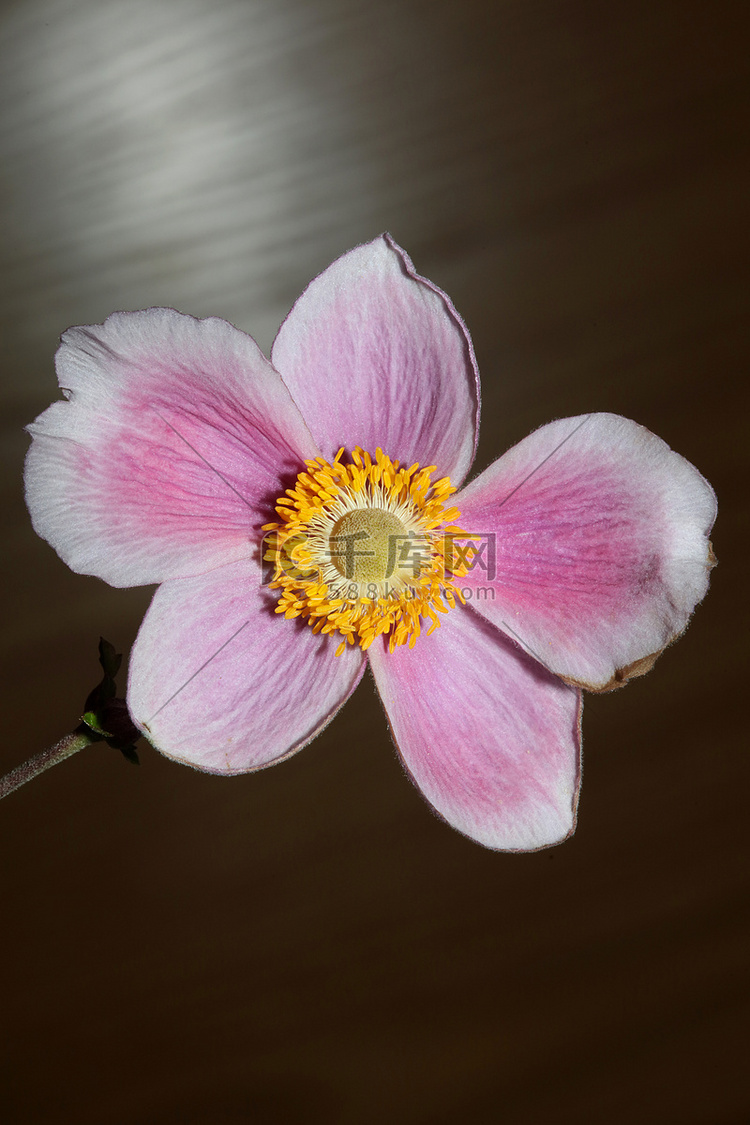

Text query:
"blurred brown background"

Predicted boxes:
[[1, 1, 747, 1122]]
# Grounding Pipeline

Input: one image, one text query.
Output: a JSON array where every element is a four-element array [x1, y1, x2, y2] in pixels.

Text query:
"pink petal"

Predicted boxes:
[[271, 234, 479, 484], [369, 605, 582, 851], [128, 557, 365, 773], [454, 414, 717, 691], [25, 309, 319, 587]]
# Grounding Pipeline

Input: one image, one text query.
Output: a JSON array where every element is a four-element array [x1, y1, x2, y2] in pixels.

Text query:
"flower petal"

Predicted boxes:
[[455, 414, 717, 690], [128, 557, 365, 773], [25, 308, 319, 586], [271, 234, 479, 483], [369, 606, 582, 851]]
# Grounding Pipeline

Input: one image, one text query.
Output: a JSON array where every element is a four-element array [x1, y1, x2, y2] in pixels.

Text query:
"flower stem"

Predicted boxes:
[[0, 728, 97, 801]]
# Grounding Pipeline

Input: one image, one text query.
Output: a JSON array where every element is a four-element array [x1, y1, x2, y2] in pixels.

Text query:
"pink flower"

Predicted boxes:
[[24, 236, 716, 851]]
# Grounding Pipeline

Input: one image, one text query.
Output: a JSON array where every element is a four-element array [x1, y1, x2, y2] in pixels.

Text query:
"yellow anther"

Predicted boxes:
[[265, 447, 473, 655]]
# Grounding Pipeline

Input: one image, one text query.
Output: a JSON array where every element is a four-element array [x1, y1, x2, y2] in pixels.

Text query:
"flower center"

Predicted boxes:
[[329, 508, 407, 584], [263, 447, 475, 657]]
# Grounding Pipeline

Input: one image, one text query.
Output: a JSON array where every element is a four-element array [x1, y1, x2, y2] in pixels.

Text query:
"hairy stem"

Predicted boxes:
[[0, 729, 97, 801]]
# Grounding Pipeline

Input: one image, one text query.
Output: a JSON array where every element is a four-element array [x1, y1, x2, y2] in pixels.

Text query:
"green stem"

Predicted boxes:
[[0, 728, 97, 801]]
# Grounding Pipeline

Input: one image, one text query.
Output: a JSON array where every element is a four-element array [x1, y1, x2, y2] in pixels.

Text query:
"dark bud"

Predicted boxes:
[[81, 639, 141, 764]]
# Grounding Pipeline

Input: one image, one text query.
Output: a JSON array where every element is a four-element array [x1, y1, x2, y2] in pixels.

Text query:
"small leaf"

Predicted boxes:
[[98, 637, 122, 679], [81, 711, 113, 738]]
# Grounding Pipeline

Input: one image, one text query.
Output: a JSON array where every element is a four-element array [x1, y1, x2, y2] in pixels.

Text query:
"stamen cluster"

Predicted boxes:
[[263, 447, 474, 656]]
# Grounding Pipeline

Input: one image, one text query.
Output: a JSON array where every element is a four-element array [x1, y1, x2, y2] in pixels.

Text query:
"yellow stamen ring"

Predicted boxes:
[[262, 447, 476, 656]]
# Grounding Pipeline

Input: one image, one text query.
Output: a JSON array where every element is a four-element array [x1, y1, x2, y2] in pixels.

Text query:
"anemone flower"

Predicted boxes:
[[24, 236, 716, 851]]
